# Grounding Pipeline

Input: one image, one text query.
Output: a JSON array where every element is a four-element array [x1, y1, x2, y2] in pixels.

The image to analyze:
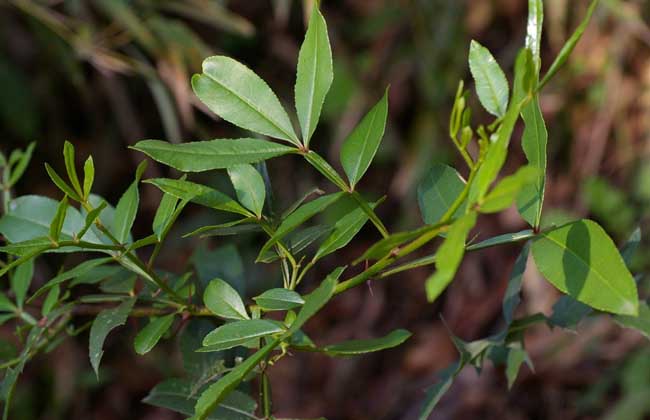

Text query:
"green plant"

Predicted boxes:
[[0, 0, 643, 419]]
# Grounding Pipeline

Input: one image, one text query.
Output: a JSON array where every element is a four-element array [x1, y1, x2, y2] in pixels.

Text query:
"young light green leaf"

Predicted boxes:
[[63, 141, 82, 197], [203, 278, 249, 320], [353, 226, 430, 264], [516, 98, 547, 227], [41, 284, 60, 317], [505, 345, 529, 389], [11, 258, 33, 308], [295, 4, 333, 146], [78, 201, 107, 240], [44, 164, 81, 201], [322, 329, 411, 357], [144, 379, 257, 420], [201, 319, 283, 351], [49, 196, 69, 241], [539, 0, 599, 89], [340, 89, 389, 189], [113, 161, 146, 243], [287, 267, 342, 334], [468, 40, 509, 117], [145, 178, 250, 217], [480, 166, 538, 213], [257, 192, 344, 261], [303, 151, 349, 191], [83, 156, 95, 199], [425, 212, 477, 302], [253, 289, 304, 311], [192, 56, 299, 145], [7, 142, 35, 187], [193, 339, 280, 420], [89, 297, 136, 377], [133, 138, 296, 172], [227, 164, 265, 218], [134, 314, 175, 355], [531, 219, 638, 315], [152, 192, 179, 240], [526, 0, 544, 69], [417, 164, 466, 225]]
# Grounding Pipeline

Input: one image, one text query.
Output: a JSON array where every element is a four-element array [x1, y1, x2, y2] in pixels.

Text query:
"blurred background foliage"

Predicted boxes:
[[1, 0, 650, 418]]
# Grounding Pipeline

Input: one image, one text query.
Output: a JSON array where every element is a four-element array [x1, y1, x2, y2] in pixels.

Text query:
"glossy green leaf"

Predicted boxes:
[[7, 142, 35, 187], [83, 156, 95, 199], [295, 4, 333, 145], [78, 201, 107, 240], [133, 138, 296, 172], [201, 319, 283, 351], [340, 89, 389, 188], [303, 151, 349, 191], [203, 278, 249, 320], [323, 329, 411, 356], [417, 164, 466, 225], [227, 164, 265, 218], [526, 0, 544, 69], [480, 166, 538, 213], [253, 289, 304, 311], [468, 40, 509, 117], [539, 0, 599, 89], [11, 258, 33, 308], [152, 192, 179, 240], [425, 212, 477, 302], [63, 141, 82, 197], [49, 196, 68, 241], [145, 178, 249, 216], [193, 339, 280, 420], [314, 199, 381, 261], [113, 161, 146, 243], [287, 267, 342, 334], [354, 226, 430, 263], [257, 192, 344, 261], [531, 219, 638, 315], [89, 297, 136, 377], [192, 56, 299, 145], [44, 164, 81, 201], [183, 218, 259, 238], [41, 285, 59, 317], [144, 379, 257, 420], [134, 314, 175, 355], [517, 98, 548, 227]]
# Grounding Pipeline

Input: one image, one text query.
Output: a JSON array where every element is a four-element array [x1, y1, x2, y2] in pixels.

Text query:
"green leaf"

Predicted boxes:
[[468, 40, 509, 117], [548, 295, 592, 330], [227, 164, 265, 218], [7, 142, 35, 187], [287, 267, 342, 334], [192, 56, 299, 145], [353, 226, 430, 263], [83, 156, 95, 200], [152, 192, 180, 240], [41, 284, 59, 317], [144, 379, 257, 420], [425, 212, 477, 301], [516, 98, 548, 227], [480, 166, 538, 213], [201, 319, 283, 351], [526, 0, 544, 69], [621, 227, 642, 267], [183, 218, 259, 238], [63, 141, 82, 197], [503, 242, 530, 325], [303, 151, 349, 191], [339, 89, 389, 188], [466, 229, 535, 251], [11, 258, 33, 309], [0, 292, 16, 312], [78, 201, 107, 240], [49, 196, 68, 241], [418, 363, 461, 419], [113, 161, 146, 243], [44, 164, 81, 201], [134, 314, 175, 355], [89, 297, 136, 377], [295, 4, 333, 146], [615, 302, 650, 340], [531, 219, 638, 315], [417, 164, 466, 225], [193, 339, 280, 420], [322, 329, 411, 356], [314, 199, 381, 261], [253, 289, 304, 311], [505, 345, 529, 389], [539, 0, 599, 89], [203, 278, 249, 320], [146, 178, 250, 217], [133, 138, 296, 172], [257, 192, 344, 261]]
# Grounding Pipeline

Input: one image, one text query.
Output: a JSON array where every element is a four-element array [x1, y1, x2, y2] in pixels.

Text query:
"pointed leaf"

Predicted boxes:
[[11, 258, 33, 308], [227, 164, 265, 218], [531, 219, 638, 315], [340, 89, 389, 188], [63, 141, 82, 197], [253, 289, 304, 311], [133, 138, 296, 172], [89, 297, 136, 377], [134, 314, 175, 355], [468, 40, 509, 117], [503, 242, 530, 325], [7, 142, 35, 187], [203, 278, 249, 320], [83, 156, 95, 199], [323, 329, 411, 356], [44, 164, 81, 201], [287, 267, 343, 334], [49, 196, 68, 241], [417, 164, 466, 225], [480, 166, 538, 213], [201, 319, 283, 351], [295, 4, 333, 145], [152, 192, 179, 240], [113, 161, 146, 243], [192, 56, 299, 145]]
